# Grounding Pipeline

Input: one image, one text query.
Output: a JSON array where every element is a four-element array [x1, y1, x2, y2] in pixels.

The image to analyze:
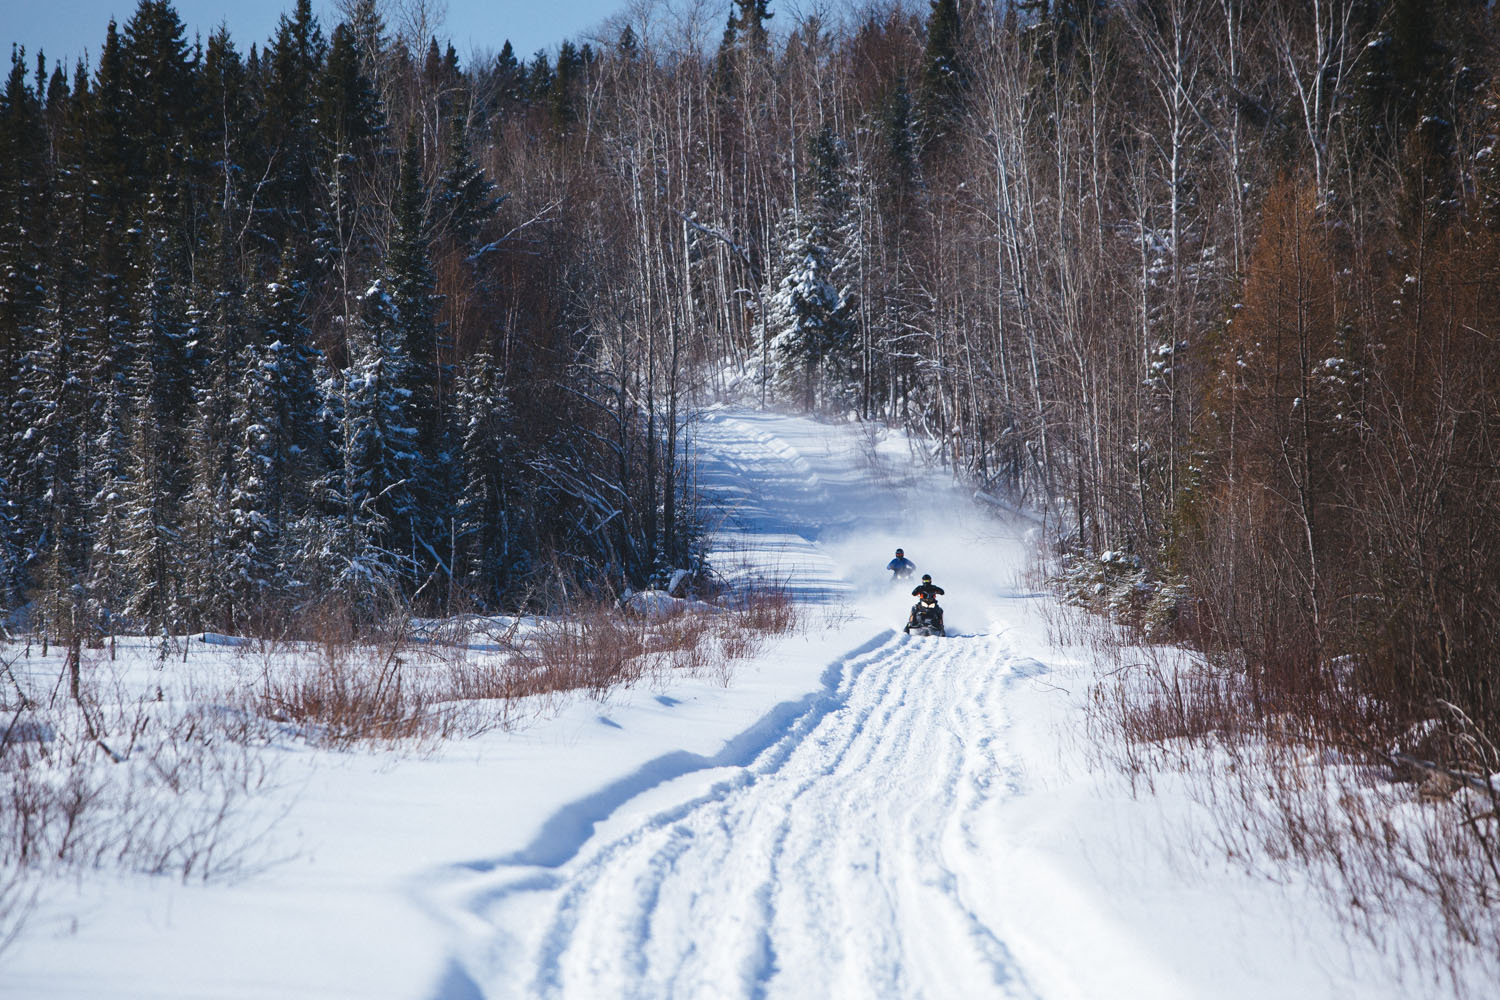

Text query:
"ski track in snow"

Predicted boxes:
[[419, 410, 1050, 1000]]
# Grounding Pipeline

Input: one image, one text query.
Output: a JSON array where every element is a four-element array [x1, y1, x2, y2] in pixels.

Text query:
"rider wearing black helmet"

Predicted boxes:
[[911, 574, 944, 602], [905, 574, 946, 635]]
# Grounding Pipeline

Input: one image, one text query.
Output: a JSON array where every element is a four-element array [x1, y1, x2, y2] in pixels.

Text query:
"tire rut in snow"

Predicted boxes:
[[467, 633, 1046, 1000]]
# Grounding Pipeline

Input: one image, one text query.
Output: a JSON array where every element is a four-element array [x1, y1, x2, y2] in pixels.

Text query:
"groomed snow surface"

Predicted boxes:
[[2, 407, 1449, 998]]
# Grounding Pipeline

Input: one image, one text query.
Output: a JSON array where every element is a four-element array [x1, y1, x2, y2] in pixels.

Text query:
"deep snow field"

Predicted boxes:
[[0, 406, 1470, 999]]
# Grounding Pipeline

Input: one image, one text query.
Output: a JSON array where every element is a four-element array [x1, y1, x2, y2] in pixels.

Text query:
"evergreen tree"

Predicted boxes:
[[715, 0, 774, 97], [88, 20, 135, 221], [259, 0, 326, 259], [182, 32, 257, 623], [120, 0, 197, 185], [196, 27, 257, 220], [491, 41, 526, 113], [809, 125, 850, 238], [82, 196, 135, 639], [182, 214, 247, 629], [385, 131, 446, 585], [346, 0, 388, 83], [526, 51, 554, 106], [326, 275, 413, 606], [0, 46, 42, 602], [221, 301, 282, 623], [617, 25, 640, 62], [84, 16, 144, 583], [12, 283, 89, 636], [0, 471, 20, 607], [879, 76, 920, 211], [767, 161, 854, 413], [918, 0, 965, 142], [454, 350, 521, 607], [1352, 0, 1484, 223], [262, 256, 324, 523], [319, 22, 384, 161], [730, 0, 774, 62], [0, 46, 48, 388], [550, 41, 584, 127], [423, 38, 462, 124], [118, 205, 191, 632], [317, 17, 387, 343], [436, 103, 498, 253]]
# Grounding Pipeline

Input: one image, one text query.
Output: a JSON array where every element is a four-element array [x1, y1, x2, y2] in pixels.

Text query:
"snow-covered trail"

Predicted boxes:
[[453, 632, 1047, 1000], [420, 409, 1073, 999]]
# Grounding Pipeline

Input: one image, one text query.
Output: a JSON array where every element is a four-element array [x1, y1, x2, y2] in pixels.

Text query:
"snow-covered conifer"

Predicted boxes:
[[453, 351, 522, 607], [386, 131, 447, 586], [117, 209, 191, 633]]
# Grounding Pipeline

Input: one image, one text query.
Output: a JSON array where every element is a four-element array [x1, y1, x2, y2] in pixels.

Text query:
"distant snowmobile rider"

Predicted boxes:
[[887, 548, 916, 579], [911, 574, 944, 603]]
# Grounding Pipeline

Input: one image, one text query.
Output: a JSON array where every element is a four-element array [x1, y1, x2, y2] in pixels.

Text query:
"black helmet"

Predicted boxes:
[[921, 574, 932, 583], [895, 548, 904, 556]]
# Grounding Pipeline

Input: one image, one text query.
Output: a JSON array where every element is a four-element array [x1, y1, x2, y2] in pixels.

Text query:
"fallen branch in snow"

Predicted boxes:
[[1386, 751, 1499, 799]]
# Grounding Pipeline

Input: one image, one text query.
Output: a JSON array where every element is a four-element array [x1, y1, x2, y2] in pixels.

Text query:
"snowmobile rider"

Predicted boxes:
[[911, 574, 944, 603], [905, 574, 946, 635], [887, 548, 916, 580]]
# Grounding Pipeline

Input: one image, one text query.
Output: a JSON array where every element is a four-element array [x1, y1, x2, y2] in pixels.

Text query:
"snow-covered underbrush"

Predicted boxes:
[[1059, 605, 1500, 997], [0, 639, 278, 954], [0, 583, 801, 958], [1055, 547, 1187, 640]]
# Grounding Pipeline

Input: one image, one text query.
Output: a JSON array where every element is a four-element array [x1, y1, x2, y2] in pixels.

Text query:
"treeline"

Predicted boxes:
[[0, 0, 707, 638], [4, 0, 1500, 748]]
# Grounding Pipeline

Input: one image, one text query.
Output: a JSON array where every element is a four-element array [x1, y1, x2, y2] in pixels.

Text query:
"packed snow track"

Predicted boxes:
[[438, 629, 1046, 999], [423, 410, 1051, 999]]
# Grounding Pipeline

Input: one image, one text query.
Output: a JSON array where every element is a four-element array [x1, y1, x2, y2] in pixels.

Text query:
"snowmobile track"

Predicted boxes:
[[433, 631, 1048, 1000]]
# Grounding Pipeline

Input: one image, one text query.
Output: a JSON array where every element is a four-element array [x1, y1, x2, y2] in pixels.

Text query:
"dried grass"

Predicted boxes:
[[0, 579, 803, 958], [1060, 592, 1500, 997]]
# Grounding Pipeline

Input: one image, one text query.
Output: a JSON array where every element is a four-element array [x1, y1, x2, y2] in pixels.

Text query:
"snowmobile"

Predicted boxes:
[[904, 596, 945, 637]]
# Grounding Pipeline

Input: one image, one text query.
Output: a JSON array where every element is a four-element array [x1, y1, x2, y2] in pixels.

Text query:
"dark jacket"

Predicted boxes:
[[911, 582, 944, 602], [887, 556, 916, 576]]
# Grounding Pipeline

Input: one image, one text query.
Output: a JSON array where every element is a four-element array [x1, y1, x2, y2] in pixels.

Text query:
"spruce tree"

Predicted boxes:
[[88, 21, 135, 223], [0, 46, 47, 605], [120, 0, 197, 185], [317, 16, 387, 393], [0, 46, 48, 391], [196, 27, 257, 218], [222, 297, 282, 624], [259, 0, 326, 260], [918, 0, 965, 143], [550, 41, 584, 127], [492, 42, 525, 113], [715, 0, 774, 98], [436, 103, 498, 254], [527, 51, 554, 107], [386, 131, 446, 583], [346, 0, 388, 82], [182, 216, 247, 629], [768, 217, 851, 410], [262, 255, 324, 524], [12, 283, 89, 639], [325, 275, 412, 608], [319, 22, 384, 162], [730, 0, 774, 63], [118, 204, 191, 633], [454, 351, 521, 607]]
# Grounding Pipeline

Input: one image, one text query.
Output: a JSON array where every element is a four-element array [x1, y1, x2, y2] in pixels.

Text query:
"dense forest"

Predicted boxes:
[[3, 0, 1499, 752]]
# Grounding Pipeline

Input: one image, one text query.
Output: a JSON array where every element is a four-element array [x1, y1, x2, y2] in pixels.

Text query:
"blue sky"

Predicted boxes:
[[3, 1, 630, 74]]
